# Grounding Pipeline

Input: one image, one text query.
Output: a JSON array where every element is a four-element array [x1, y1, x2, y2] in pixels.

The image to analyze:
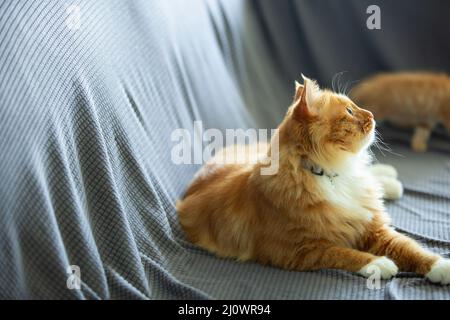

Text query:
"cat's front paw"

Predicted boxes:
[[358, 257, 398, 280], [426, 258, 450, 285]]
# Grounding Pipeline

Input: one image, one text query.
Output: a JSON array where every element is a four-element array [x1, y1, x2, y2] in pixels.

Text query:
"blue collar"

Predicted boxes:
[[301, 158, 339, 182]]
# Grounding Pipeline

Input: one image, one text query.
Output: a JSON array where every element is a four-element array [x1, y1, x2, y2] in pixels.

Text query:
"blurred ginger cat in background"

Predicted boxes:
[[177, 76, 450, 284], [351, 72, 450, 152]]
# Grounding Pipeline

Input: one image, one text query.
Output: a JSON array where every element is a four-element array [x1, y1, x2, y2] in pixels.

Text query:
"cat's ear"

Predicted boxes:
[[301, 74, 321, 107], [294, 81, 304, 102], [292, 75, 319, 121], [292, 81, 310, 121]]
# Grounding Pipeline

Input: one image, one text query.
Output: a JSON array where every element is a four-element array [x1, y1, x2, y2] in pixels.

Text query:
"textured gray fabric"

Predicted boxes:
[[0, 0, 449, 299]]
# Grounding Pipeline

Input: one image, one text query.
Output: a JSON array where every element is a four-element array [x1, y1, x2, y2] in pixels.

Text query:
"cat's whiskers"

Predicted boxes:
[[332, 71, 347, 95], [344, 79, 361, 96], [371, 129, 404, 158]]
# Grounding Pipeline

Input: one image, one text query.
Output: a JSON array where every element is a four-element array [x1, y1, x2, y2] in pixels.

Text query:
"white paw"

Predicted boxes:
[[426, 258, 450, 285], [358, 257, 399, 279], [370, 164, 398, 178], [378, 176, 403, 200]]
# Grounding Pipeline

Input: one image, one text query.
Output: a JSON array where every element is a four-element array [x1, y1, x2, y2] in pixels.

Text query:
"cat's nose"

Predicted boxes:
[[365, 110, 374, 119]]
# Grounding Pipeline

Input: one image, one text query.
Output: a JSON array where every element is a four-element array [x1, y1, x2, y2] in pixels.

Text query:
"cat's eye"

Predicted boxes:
[[346, 107, 353, 115]]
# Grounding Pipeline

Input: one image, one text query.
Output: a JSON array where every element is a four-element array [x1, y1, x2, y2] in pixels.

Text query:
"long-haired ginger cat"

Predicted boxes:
[[177, 76, 450, 284], [351, 72, 450, 152]]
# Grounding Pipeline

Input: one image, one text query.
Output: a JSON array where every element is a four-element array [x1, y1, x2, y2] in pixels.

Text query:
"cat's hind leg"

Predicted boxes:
[[411, 125, 432, 152], [370, 163, 398, 178], [377, 176, 403, 200], [370, 164, 403, 200]]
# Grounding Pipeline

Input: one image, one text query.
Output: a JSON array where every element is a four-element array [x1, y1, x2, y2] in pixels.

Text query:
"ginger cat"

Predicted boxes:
[[350, 72, 450, 152], [177, 76, 450, 284]]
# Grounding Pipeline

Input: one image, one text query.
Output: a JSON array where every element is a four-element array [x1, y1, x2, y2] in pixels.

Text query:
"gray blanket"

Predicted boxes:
[[0, 0, 449, 299]]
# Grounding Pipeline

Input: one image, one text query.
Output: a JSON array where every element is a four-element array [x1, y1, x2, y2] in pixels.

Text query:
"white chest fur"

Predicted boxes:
[[315, 167, 382, 223]]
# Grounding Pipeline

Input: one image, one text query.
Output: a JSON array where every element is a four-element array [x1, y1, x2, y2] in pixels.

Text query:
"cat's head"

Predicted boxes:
[[281, 75, 375, 167]]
